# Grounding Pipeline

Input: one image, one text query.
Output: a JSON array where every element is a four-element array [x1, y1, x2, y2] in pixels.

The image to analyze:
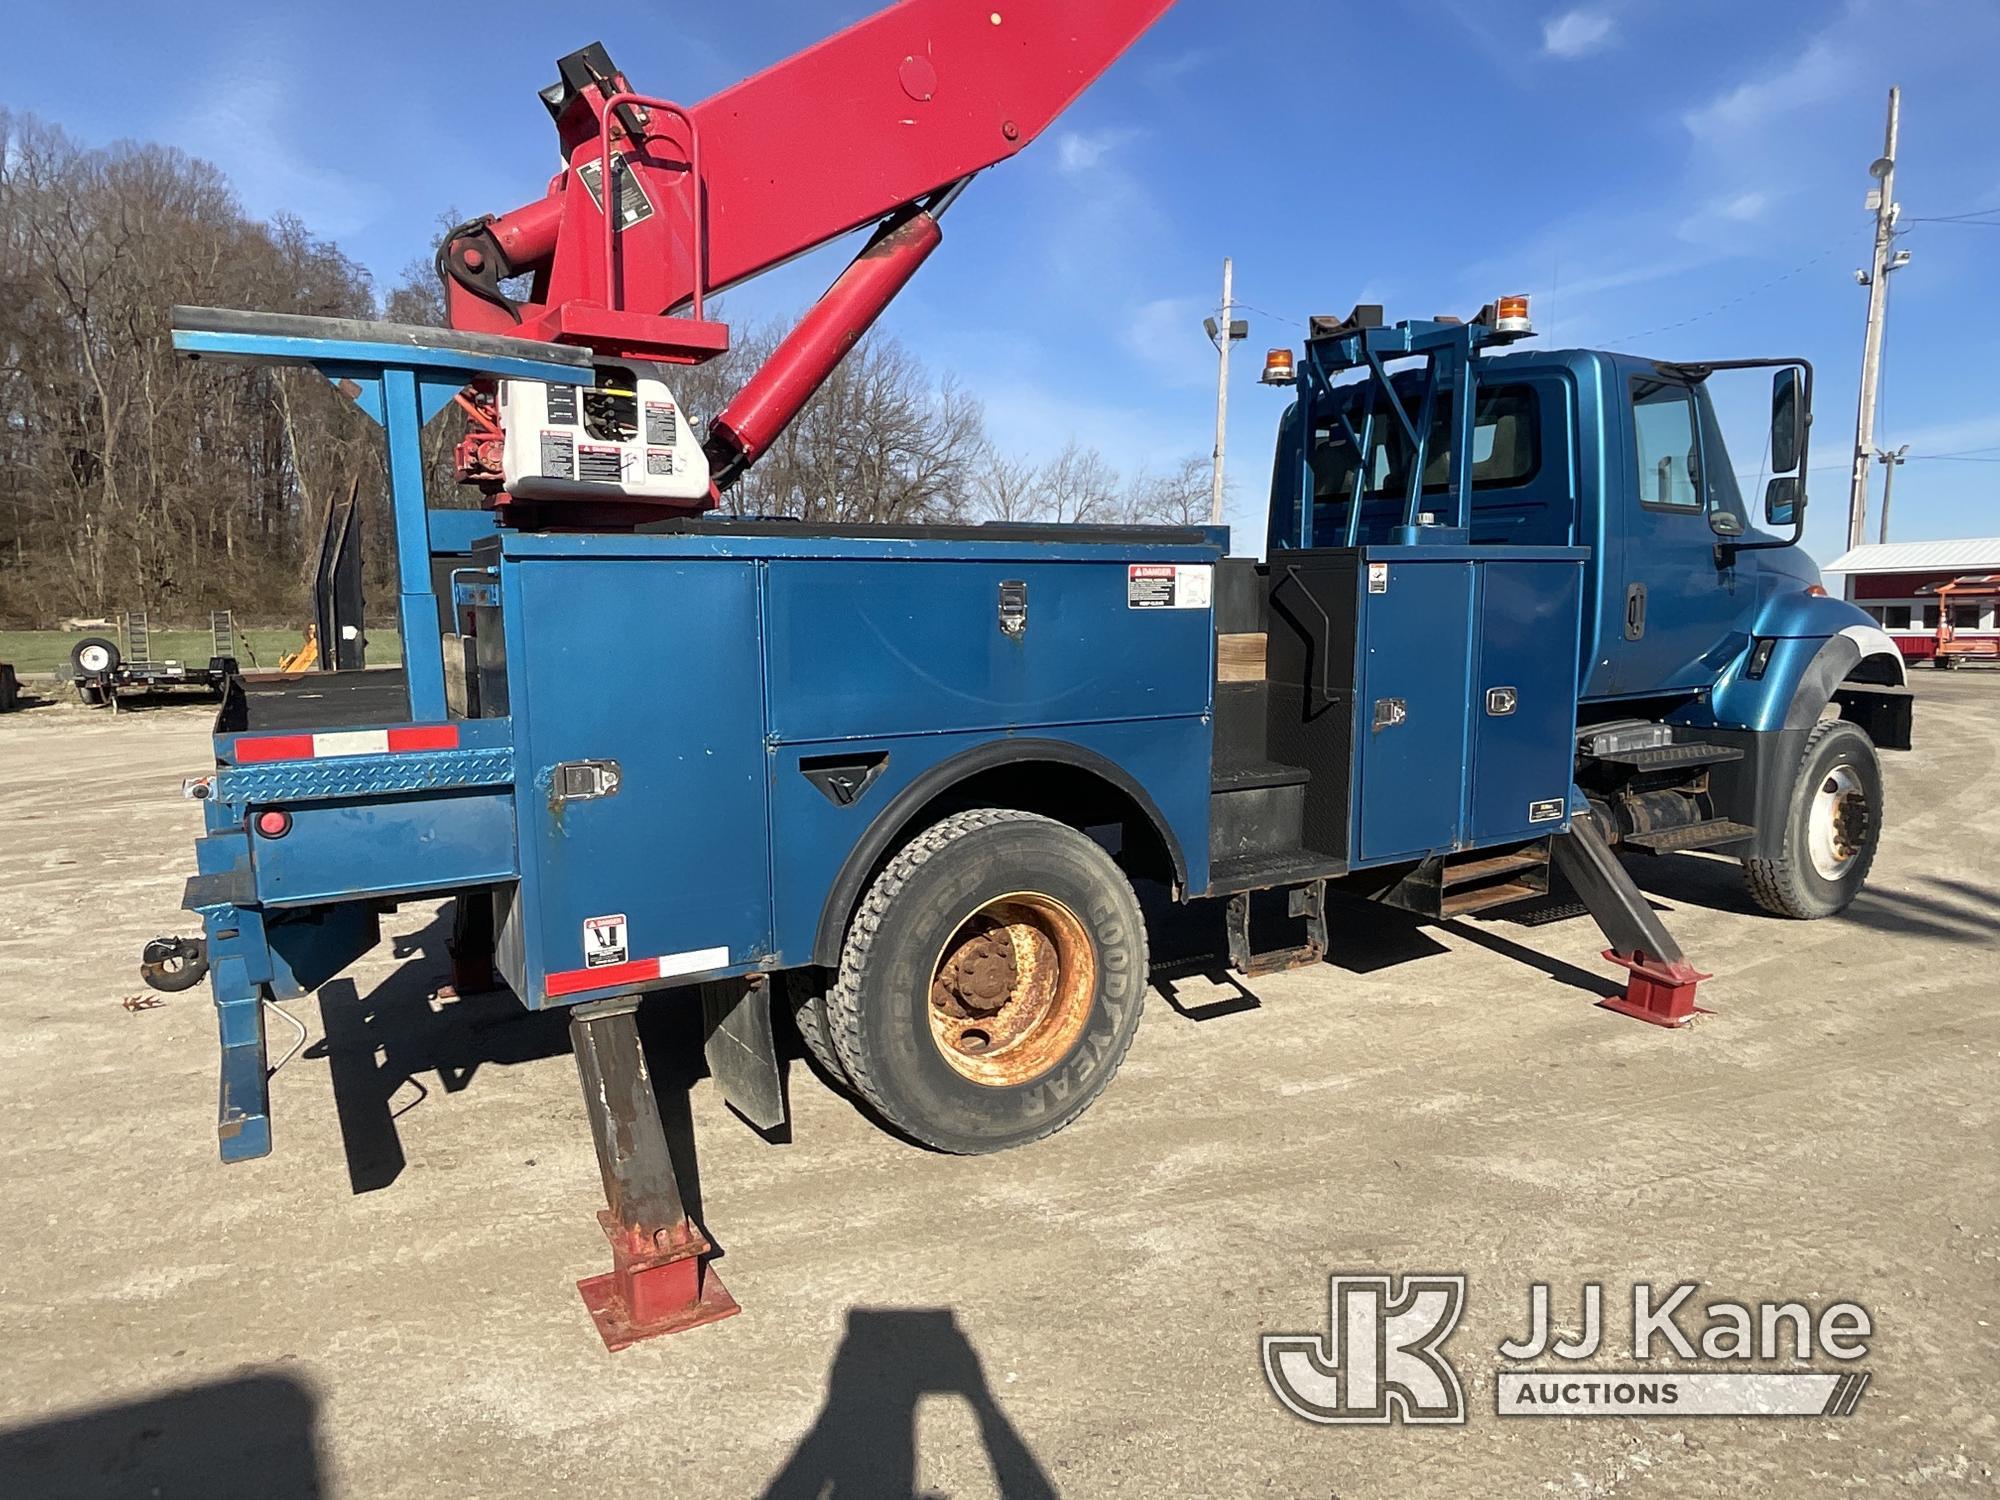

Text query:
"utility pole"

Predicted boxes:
[[1848, 86, 1908, 552], [1875, 444, 1908, 544], [1203, 258, 1247, 526]]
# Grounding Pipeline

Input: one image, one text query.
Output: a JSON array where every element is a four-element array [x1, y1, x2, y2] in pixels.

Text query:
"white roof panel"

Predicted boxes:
[[1821, 536, 2000, 574]]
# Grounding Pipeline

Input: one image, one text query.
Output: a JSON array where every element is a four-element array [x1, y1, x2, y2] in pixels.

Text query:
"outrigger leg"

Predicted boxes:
[[568, 996, 740, 1350], [1551, 810, 1711, 1028]]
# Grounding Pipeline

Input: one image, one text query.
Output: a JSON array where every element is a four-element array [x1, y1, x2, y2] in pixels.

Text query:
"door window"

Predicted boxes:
[[1630, 379, 1703, 510]]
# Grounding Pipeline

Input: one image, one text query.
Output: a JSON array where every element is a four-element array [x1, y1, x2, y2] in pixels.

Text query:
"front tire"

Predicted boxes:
[[1743, 719, 1883, 918], [825, 809, 1148, 1154]]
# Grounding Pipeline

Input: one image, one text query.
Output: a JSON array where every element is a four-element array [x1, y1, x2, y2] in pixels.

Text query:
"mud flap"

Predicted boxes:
[[700, 976, 785, 1130]]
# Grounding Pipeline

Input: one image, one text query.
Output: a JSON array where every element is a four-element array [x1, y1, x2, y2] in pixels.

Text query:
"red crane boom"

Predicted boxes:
[[441, 0, 1173, 496]]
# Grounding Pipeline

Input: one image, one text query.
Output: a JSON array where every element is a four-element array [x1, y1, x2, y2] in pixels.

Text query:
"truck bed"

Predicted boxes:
[[220, 668, 411, 733]]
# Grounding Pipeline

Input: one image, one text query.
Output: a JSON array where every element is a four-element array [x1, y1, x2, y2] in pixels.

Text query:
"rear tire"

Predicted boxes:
[[1743, 720, 1883, 918], [825, 809, 1148, 1155], [784, 967, 850, 1086]]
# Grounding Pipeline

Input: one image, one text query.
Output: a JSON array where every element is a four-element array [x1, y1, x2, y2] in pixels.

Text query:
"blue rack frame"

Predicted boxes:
[[171, 310, 593, 722], [171, 309, 595, 1160]]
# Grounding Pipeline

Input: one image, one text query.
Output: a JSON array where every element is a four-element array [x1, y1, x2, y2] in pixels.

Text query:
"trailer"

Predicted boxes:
[[65, 610, 240, 708], [148, 0, 1912, 1350]]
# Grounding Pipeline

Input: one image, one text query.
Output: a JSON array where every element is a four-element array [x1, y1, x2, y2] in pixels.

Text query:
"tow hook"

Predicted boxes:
[[140, 935, 210, 993]]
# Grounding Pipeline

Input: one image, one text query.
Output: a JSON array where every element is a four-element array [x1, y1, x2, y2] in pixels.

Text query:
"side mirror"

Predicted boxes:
[[1765, 475, 1800, 528], [1770, 367, 1804, 474]]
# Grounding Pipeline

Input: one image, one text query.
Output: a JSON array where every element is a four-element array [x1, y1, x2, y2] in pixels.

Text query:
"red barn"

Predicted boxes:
[[1823, 537, 2000, 664]]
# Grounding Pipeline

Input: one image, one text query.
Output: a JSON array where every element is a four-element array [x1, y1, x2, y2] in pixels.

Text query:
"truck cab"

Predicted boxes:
[[1259, 304, 1911, 915]]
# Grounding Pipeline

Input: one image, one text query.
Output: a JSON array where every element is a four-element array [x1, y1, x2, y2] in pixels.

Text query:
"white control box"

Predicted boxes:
[[499, 361, 711, 503]]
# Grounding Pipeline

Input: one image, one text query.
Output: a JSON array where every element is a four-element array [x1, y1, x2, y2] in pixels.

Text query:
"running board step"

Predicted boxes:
[[1621, 818, 1756, 854], [1211, 760, 1310, 793], [1440, 880, 1545, 919], [1227, 880, 1327, 976], [1442, 848, 1548, 886], [1585, 741, 1744, 772]]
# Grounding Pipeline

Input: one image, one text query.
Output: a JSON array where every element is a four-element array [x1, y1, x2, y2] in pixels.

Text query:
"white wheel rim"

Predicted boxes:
[[1806, 764, 1866, 881], [78, 646, 109, 673]]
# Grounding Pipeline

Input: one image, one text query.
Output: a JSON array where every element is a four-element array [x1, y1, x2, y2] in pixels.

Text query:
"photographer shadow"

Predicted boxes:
[[762, 1307, 1056, 1500]]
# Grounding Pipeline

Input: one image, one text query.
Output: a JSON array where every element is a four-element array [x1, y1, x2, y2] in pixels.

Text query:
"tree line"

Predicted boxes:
[[0, 112, 1212, 629]]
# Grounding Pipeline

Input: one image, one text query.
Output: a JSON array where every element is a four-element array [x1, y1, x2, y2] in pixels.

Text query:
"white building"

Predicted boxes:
[[1822, 536, 2000, 664]]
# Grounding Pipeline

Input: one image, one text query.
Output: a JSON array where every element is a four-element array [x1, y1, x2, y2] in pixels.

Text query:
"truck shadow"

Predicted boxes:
[[311, 907, 716, 1224], [309, 909, 571, 1194], [0, 1371, 324, 1500], [760, 1307, 1057, 1500], [1624, 854, 2000, 947]]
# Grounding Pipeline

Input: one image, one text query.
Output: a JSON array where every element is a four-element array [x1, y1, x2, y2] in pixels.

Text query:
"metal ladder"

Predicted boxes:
[[123, 609, 152, 666]]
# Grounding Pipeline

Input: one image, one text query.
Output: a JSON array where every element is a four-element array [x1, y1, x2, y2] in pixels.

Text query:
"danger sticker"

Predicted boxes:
[[583, 913, 629, 968], [1367, 562, 1389, 594], [1128, 563, 1213, 610]]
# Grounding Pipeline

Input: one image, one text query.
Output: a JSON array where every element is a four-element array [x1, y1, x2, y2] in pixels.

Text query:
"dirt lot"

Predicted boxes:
[[0, 674, 1995, 1498]]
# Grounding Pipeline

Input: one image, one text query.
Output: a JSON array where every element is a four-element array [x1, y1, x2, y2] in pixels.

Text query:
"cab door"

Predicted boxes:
[[1607, 373, 1739, 695]]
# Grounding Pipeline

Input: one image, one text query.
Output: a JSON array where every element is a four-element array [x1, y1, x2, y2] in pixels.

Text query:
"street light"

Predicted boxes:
[[1874, 444, 1909, 544]]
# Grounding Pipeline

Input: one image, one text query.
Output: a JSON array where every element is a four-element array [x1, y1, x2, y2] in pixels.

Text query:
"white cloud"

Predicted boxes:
[[1717, 191, 1770, 222], [170, 54, 383, 238], [1683, 38, 1849, 141], [1055, 128, 1142, 175], [1542, 8, 1617, 59], [1121, 295, 1212, 390]]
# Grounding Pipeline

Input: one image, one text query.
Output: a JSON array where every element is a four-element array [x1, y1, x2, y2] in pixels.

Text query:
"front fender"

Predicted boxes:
[[1709, 633, 1864, 734]]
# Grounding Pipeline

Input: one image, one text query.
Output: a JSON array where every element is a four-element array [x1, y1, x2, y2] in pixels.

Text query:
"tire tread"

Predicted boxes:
[[824, 808, 1147, 1153], [1743, 719, 1881, 918]]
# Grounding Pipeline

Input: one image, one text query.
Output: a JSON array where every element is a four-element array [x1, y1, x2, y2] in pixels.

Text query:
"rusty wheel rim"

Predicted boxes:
[[927, 891, 1097, 1088]]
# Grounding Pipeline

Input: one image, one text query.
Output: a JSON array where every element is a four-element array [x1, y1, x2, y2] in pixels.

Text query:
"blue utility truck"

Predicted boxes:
[[157, 293, 1909, 1348]]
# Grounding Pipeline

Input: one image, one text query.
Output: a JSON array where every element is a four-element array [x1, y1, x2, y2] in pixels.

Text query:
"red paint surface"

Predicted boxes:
[[233, 734, 315, 764], [546, 956, 658, 998]]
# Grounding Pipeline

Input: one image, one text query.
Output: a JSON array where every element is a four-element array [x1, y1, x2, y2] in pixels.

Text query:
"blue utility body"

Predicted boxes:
[[166, 302, 1908, 1165]]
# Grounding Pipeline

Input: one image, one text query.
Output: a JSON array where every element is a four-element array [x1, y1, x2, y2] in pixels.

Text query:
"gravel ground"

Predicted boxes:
[[0, 673, 1994, 1498]]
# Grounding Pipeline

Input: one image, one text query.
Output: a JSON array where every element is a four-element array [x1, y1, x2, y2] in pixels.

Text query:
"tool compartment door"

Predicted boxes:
[[1352, 559, 1474, 864], [1469, 558, 1583, 843], [506, 557, 770, 1004]]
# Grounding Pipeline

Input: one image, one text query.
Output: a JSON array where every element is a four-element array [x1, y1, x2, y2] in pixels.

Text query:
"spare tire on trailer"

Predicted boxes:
[[71, 636, 120, 679], [824, 808, 1149, 1155]]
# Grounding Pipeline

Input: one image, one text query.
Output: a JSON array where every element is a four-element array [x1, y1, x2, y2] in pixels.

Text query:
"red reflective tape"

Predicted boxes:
[[546, 957, 658, 997], [387, 724, 460, 753], [234, 734, 315, 764]]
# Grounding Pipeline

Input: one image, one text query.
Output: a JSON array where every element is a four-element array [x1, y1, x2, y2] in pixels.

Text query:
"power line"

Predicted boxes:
[[1228, 299, 1302, 328], [1599, 246, 1841, 348]]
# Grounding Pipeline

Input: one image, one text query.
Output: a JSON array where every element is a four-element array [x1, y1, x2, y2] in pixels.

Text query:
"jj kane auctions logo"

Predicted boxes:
[[1263, 1276, 1872, 1424]]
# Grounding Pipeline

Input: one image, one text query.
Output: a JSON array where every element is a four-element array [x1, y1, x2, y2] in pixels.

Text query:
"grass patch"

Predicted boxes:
[[0, 628, 403, 675]]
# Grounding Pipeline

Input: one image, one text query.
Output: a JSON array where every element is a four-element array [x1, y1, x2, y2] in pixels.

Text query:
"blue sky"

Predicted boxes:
[[7, 0, 1996, 562]]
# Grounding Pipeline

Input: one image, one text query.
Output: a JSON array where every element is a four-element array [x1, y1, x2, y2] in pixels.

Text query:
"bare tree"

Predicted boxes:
[[1121, 453, 1213, 526], [973, 453, 1038, 523], [1033, 441, 1120, 525], [736, 335, 985, 524]]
